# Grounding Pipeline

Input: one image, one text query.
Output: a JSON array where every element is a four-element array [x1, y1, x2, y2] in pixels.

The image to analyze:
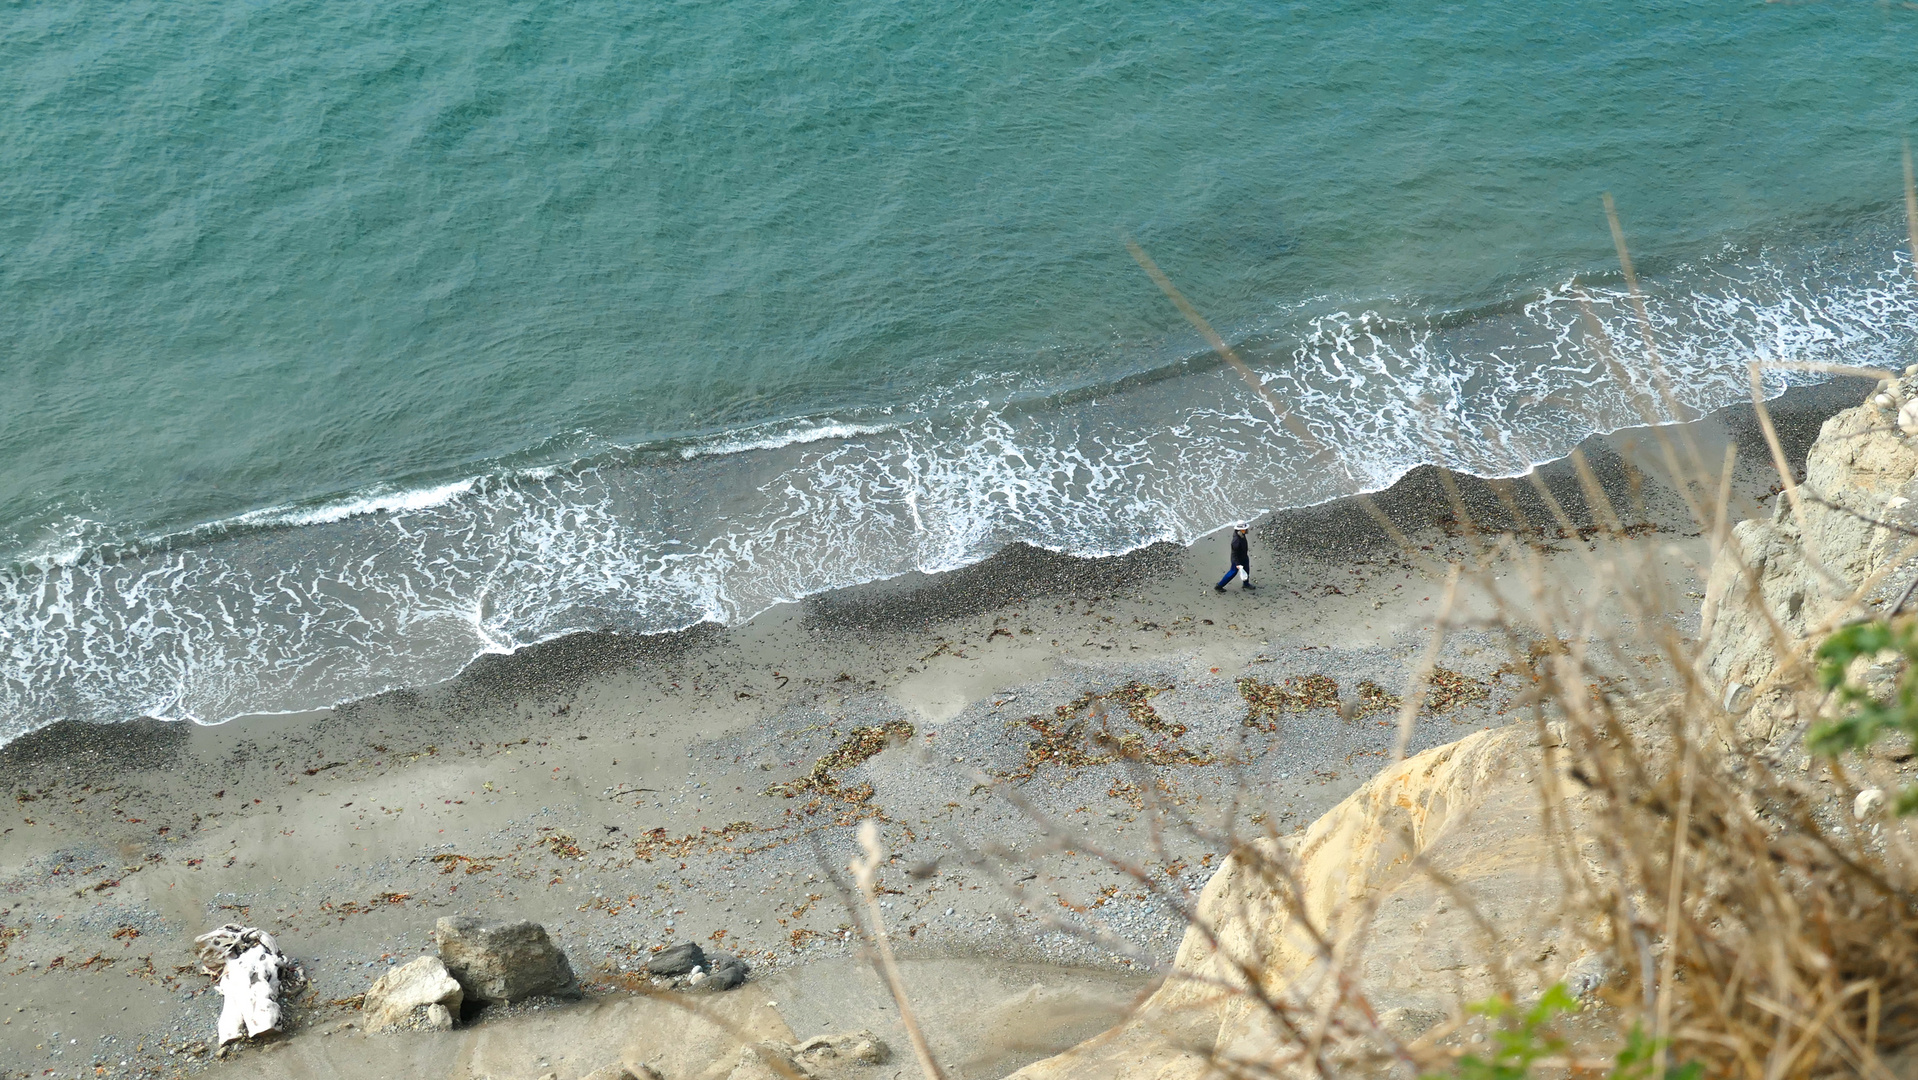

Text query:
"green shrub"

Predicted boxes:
[[1431, 984, 1699, 1080], [1811, 618, 1918, 813]]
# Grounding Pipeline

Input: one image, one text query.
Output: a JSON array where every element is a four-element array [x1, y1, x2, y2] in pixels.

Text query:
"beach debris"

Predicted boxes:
[[1010, 681, 1206, 779], [644, 941, 705, 977], [633, 820, 756, 862], [429, 852, 499, 875], [1353, 680, 1401, 719], [435, 917, 580, 1004], [1423, 666, 1490, 711], [362, 955, 463, 1032], [193, 923, 305, 1045], [539, 828, 588, 859], [1238, 674, 1340, 729], [796, 1030, 893, 1068], [1498, 637, 1573, 682], [764, 720, 915, 799], [1241, 669, 1485, 728]]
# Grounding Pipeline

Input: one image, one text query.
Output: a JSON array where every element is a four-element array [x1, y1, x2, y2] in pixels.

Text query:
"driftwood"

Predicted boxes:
[[193, 923, 304, 1044]]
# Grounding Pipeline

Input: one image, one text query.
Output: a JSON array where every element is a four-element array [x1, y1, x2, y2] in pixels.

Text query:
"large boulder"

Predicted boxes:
[[1700, 384, 1918, 746], [434, 917, 580, 1004], [362, 955, 463, 1033]]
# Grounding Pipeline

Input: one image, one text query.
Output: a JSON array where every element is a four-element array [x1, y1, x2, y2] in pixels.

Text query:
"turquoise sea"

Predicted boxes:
[[4, 0, 1917, 739]]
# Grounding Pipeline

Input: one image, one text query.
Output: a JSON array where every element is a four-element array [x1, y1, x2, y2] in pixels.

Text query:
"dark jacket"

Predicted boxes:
[[1230, 532, 1249, 567]]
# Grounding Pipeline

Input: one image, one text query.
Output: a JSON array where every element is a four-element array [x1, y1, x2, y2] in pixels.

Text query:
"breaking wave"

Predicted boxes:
[[4, 235, 1917, 743]]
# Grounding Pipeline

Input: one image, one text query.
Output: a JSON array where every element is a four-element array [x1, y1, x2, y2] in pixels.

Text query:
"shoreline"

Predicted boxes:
[[0, 366, 1872, 750], [0, 379, 1866, 1079]]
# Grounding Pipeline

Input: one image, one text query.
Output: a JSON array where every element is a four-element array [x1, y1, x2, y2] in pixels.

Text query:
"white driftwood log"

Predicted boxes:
[[193, 923, 304, 1044]]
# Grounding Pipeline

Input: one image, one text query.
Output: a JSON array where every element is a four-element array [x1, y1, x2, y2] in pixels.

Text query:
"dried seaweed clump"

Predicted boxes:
[[539, 829, 587, 859], [633, 821, 755, 862], [1010, 680, 1207, 779], [1238, 673, 1341, 730], [429, 853, 499, 875], [1497, 637, 1573, 682], [1112, 680, 1181, 734], [1353, 680, 1401, 719], [1424, 666, 1490, 712], [764, 720, 916, 799]]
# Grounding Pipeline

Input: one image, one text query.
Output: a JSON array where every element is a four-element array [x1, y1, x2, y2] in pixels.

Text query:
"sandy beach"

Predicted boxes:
[[0, 381, 1864, 1080]]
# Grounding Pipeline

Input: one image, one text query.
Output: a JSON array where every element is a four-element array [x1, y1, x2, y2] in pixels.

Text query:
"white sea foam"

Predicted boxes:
[[3, 239, 1915, 746], [233, 478, 482, 529], [676, 420, 899, 460]]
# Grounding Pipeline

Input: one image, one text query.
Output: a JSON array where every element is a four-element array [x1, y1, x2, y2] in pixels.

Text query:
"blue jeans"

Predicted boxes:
[[1217, 563, 1249, 588]]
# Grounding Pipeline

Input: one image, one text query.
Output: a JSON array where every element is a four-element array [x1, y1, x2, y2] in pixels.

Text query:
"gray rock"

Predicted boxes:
[[434, 917, 579, 1004], [362, 956, 463, 1033], [701, 952, 749, 991], [644, 941, 706, 977]]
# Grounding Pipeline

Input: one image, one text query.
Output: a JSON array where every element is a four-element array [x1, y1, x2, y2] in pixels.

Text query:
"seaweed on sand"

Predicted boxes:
[[764, 720, 916, 799]]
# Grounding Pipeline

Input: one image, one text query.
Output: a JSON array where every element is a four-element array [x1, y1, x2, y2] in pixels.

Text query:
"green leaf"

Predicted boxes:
[[1808, 619, 1918, 812]]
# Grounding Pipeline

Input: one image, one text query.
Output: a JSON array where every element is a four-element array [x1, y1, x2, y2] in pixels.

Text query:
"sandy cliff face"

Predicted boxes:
[[1699, 385, 1918, 746], [1010, 724, 1598, 1080]]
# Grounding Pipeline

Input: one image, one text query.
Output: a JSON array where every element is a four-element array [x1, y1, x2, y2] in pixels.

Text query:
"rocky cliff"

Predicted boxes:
[[1700, 379, 1918, 747], [1010, 724, 1599, 1080]]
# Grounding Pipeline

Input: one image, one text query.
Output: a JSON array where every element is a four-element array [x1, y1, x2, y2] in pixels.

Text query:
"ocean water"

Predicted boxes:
[[4, 0, 1918, 740]]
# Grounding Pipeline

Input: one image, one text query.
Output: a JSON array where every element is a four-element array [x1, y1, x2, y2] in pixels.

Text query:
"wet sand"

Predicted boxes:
[[0, 381, 1865, 1080]]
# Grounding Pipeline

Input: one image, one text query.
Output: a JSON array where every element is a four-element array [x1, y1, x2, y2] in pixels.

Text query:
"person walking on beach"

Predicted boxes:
[[1216, 524, 1255, 591]]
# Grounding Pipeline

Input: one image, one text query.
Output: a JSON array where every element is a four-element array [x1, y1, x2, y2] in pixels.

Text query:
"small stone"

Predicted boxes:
[[435, 917, 579, 1004], [644, 941, 706, 977], [1563, 952, 1609, 999], [1855, 787, 1887, 820], [362, 956, 463, 1033], [1898, 399, 1918, 436]]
